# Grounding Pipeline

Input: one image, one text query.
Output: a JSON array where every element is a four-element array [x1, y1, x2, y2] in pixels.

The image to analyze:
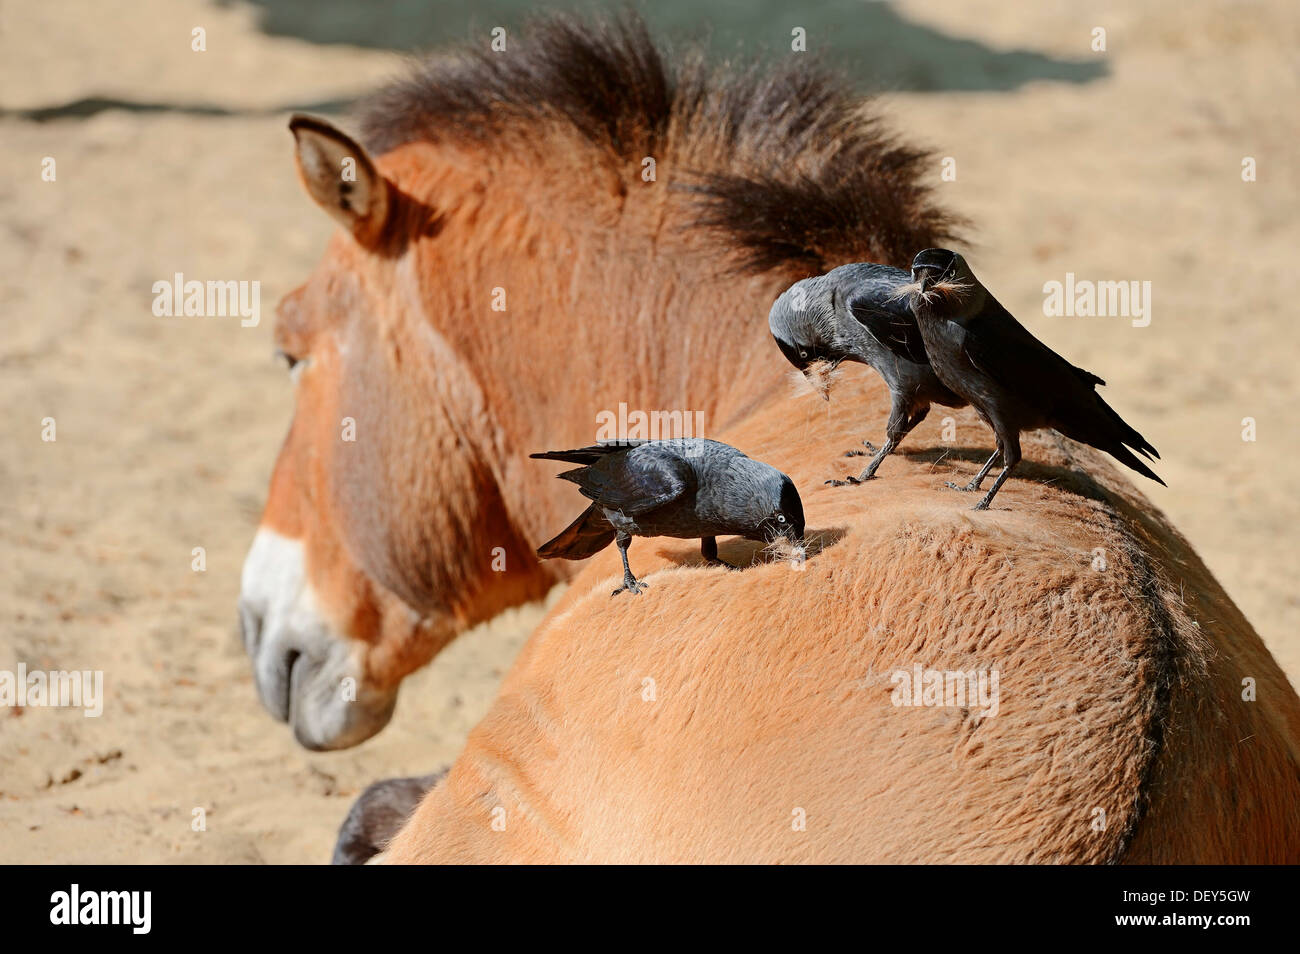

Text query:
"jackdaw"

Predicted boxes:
[[531, 439, 805, 595], [768, 263, 968, 484], [900, 248, 1163, 510]]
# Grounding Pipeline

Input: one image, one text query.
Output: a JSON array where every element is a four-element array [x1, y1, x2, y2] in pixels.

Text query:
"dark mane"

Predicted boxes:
[[358, 12, 959, 273]]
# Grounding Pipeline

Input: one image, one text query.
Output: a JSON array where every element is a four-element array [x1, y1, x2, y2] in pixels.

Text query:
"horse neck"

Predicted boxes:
[[400, 142, 796, 549]]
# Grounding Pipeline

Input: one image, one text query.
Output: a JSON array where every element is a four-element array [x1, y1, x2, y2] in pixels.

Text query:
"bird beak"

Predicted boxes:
[[913, 267, 938, 293]]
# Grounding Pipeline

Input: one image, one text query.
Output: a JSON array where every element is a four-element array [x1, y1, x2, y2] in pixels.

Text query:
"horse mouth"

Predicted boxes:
[[284, 650, 302, 721], [251, 643, 309, 725]]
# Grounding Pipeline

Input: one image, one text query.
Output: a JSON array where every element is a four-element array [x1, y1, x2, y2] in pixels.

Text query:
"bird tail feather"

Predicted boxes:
[[1091, 392, 1162, 467], [1101, 400, 1160, 461], [1104, 442, 1166, 486], [1057, 391, 1164, 484], [530, 441, 644, 466], [537, 505, 615, 561], [557, 466, 589, 485]]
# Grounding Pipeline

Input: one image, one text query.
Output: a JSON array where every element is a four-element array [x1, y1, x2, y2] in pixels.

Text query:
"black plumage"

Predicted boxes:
[[532, 439, 804, 595], [900, 248, 1163, 510], [768, 263, 968, 483]]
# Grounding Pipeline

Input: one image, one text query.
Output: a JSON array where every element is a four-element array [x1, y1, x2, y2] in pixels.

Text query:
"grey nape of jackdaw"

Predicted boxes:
[[768, 263, 968, 484], [531, 439, 805, 596], [901, 248, 1163, 511]]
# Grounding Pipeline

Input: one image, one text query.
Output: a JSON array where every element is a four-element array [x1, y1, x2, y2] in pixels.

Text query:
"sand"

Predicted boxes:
[[1, 0, 1295, 862]]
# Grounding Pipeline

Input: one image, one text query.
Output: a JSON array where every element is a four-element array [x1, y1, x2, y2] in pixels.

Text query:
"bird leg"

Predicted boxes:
[[701, 536, 738, 570], [611, 531, 648, 596], [829, 407, 928, 485], [973, 446, 1020, 511], [945, 449, 1000, 492], [827, 439, 896, 486]]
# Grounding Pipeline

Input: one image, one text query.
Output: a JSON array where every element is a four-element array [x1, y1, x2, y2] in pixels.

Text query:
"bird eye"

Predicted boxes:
[[777, 514, 786, 523], [798, 350, 808, 360]]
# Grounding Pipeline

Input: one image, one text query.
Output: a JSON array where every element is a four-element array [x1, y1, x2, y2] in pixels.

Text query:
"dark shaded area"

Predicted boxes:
[[1, 95, 356, 123], [7, 3, 1105, 127], [221, 0, 1106, 93], [331, 769, 447, 865], [898, 443, 1112, 505]]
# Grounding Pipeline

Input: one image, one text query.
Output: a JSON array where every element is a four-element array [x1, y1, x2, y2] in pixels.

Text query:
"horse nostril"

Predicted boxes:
[[239, 602, 264, 654]]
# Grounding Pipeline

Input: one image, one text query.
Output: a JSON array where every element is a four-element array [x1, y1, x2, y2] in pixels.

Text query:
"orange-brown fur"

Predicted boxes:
[[384, 374, 1300, 863], [262, 17, 950, 692], [254, 17, 1300, 859]]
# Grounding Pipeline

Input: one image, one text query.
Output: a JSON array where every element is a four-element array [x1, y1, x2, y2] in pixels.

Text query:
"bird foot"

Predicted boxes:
[[842, 440, 877, 457], [826, 473, 876, 487], [944, 479, 983, 493], [611, 577, 649, 596]]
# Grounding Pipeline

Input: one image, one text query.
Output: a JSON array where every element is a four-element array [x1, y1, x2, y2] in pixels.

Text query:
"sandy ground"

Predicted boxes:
[[1, 0, 1296, 863]]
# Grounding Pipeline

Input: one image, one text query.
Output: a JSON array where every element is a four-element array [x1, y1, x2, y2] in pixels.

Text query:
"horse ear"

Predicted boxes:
[[289, 114, 391, 248]]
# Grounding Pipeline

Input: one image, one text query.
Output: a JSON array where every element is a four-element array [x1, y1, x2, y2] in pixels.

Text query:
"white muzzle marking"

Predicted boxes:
[[237, 529, 396, 749]]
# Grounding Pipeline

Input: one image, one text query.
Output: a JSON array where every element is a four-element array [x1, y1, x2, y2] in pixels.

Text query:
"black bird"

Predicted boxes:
[[768, 263, 967, 484], [531, 439, 805, 595], [901, 248, 1163, 511]]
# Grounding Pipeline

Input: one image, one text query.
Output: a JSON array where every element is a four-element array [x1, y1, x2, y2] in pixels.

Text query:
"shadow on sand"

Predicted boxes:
[[230, 0, 1106, 93], [16, 3, 1105, 124]]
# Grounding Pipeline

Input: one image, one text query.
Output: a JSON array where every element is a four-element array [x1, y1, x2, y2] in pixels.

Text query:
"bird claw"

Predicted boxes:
[[944, 480, 980, 492], [826, 473, 875, 486], [842, 440, 877, 458], [612, 578, 649, 596]]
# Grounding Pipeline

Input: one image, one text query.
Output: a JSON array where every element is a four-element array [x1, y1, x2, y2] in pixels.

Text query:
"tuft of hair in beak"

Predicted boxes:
[[791, 360, 840, 401], [889, 277, 971, 307]]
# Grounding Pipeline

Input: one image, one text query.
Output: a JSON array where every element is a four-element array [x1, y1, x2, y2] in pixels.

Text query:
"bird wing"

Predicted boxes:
[[848, 293, 930, 365], [959, 308, 1105, 402], [573, 447, 691, 516]]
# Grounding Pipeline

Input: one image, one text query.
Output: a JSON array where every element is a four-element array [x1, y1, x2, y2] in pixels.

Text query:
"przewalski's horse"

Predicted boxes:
[[238, 15, 954, 748], [378, 375, 1300, 863]]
